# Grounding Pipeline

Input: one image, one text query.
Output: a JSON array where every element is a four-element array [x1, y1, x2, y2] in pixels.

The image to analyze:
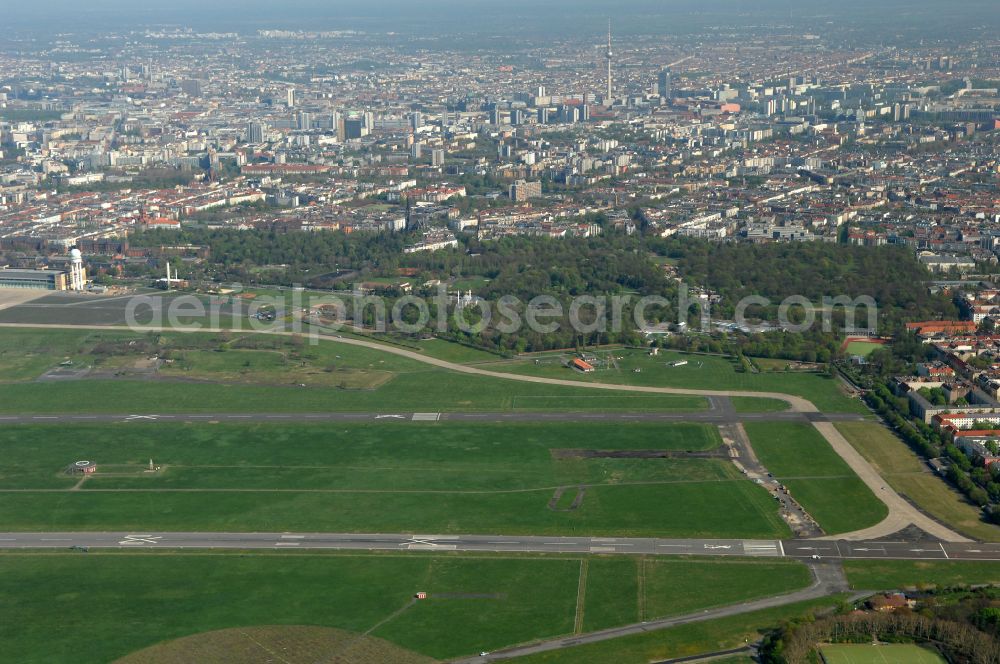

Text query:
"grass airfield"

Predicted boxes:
[[0, 421, 789, 538]]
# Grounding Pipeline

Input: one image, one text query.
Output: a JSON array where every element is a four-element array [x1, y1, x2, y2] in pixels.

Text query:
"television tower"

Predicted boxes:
[[605, 19, 613, 104]]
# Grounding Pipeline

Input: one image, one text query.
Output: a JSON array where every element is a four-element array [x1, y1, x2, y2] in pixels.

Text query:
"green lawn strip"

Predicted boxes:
[[0, 421, 722, 490], [511, 594, 849, 663], [581, 558, 639, 632], [0, 422, 787, 538], [0, 373, 708, 414], [843, 560, 1000, 590], [729, 397, 790, 413], [414, 338, 506, 363], [642, 559, 813, 621], [835, 422, 1000, 542], [742, 422, 887, 535], [0, 481, 787, 537]]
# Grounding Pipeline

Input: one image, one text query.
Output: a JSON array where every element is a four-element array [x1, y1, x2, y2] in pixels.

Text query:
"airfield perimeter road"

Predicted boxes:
[[0, 321, 971, 542]]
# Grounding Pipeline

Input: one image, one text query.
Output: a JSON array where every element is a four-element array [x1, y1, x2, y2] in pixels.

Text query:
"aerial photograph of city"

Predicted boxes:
[[0, 0, 999, 661]]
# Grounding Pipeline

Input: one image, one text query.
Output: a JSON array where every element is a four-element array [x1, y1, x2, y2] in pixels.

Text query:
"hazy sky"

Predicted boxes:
[[6, 0, 997, 35]]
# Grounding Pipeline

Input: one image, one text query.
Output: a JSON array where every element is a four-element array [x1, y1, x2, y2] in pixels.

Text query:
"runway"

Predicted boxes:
[[2, 531, 997, 561], [0, 410, 867, 425]]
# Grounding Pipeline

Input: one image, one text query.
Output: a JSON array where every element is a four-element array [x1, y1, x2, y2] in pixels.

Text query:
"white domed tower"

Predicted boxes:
[[68, 248, 86, 291]]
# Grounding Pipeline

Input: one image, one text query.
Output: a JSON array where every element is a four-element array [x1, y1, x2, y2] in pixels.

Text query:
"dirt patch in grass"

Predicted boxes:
[[551, 449, 728, 459], [113, 625, 436, 664]]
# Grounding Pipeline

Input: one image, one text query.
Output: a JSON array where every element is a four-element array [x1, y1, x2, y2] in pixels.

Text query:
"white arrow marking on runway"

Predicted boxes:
[[125, 415, 158, 421], [375, 414, 405, 419], [119, 535, 162, 545], [704, 545, 732, 550]]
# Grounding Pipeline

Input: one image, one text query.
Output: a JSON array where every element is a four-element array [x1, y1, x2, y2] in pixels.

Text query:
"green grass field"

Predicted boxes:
[[581, 558, 810, 631], [478, 349, 864, 413], [415, 338, 505, 363], [819, 643, 945, 664], [844, 560, 1000, 590], [835, 422, 1000, 542], [0, 422, 789, 537], [730, 396, 790, 413], [0, 329, 717, 414], [742, 422, 887, 535], [0, 552, 811, 664], [513, 594, 848, 663], [0, 327, 858, 414], [0, 326, 101, 379], [844, 341, 884, 357]]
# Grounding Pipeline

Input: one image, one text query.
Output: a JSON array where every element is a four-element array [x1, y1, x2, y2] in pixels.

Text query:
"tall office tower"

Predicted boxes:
[[490, 108, 502, 125], [410, 111, 422, 131], [286, 88, 296, 108], [180, 79, 202, 97], [343, 118, 367, 139], [411, 142, 422, 159], [247, 121, 264, 143], [537, 107, 549, 124], [537, 85, 546, 97], [605, 20, 613, 104], [296, 111, 312, 131], [432, 149, 445, 167], [581, 104, 590, 122], [363, 111, 375, 130], [657, 69, 672, 100], [510, 108, 523, 126]]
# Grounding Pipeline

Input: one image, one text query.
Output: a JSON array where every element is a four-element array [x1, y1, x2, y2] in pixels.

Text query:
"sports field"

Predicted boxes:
[[819, 643, 945, 664], [742, 422, 887, 535], [844, 341, 884, 357], [0, 552, 812, 664], [0, 421, 789, 537]]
